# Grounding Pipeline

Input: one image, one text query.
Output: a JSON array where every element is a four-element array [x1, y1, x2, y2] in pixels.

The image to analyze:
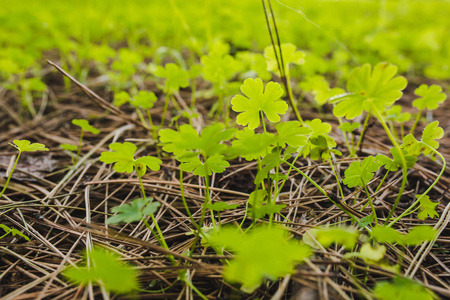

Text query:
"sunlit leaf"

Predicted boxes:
[[416, 194, 439, 220], [343, 156, 382, 188], [11, 140, 48, 153], [374, 277, 435, 300], [107, 197, 160, 224], [412, 84, 447, 111], [72, 119, 100, 134]]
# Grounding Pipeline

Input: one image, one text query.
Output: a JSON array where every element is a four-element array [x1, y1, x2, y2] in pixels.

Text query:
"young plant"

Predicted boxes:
[[211, 225, 311, 293], [0, 140, 48, 198], [64, 247, 139, 294], [410, 84, 447, 134], [0, 224, 29, 241], [154, 63, 189, 126], [62, 119, 100, 165]]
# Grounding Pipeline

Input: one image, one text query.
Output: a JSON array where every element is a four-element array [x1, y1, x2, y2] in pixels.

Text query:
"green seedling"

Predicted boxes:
[[247, 189, 286, 221], [203, 202, 239, 227], [415, 194, 439, 220], [64, 247, 139, 294], [385, 105, 411, 140], [0, 140, 48, 198], [65, 119, 100, 164], [231, 78, 287, 131], [211, 225, 311, 293], [232, 128, 275, 161], [107, 197, 161, 225], [299, 75, 345, 106], [0, 224, 29, 241], [343, 156, 382, 224], [154, 63, 189, 126], [410, 84, 447, 134], [264, 43, 305, 123]]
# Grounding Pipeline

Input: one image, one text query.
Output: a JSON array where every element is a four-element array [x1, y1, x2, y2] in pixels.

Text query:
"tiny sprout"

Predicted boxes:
[[0, 140, 48, 198], [71, 119, 99, 164]]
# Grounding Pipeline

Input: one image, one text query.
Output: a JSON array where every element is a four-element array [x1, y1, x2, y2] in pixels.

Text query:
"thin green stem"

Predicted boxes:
[[136, 108, 150, 130], [329, 160, 344, 199], [375, 170, 390, 193], [260, 110, 267, 133], [160, 94, 171, 127], [388, 147, 446, 227], [285, 68, 303, 124], [184, 275, 208, 300], [410, 110, 422, 135], [204, 174, 217, 229], [75, 129, 84, 164], [179, 171, 198, 228], [354, 111, 371, 156], [371, 104, 408, 222], [338, 117, 352, 155], [363, 183, 378, 225], [0, 151, 22, 198], [283, 159, 360, 223]]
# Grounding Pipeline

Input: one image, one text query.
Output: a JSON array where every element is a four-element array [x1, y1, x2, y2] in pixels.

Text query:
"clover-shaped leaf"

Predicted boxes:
[[401, 121, 444, 156], [100, 142, 161, 175], [211, 225, 311, 293], [376, 148, 417, 171], [333, 63, 407, 119], [130, 91, 157, 109], [300, 119, 337, 160], [231, 78, 287, 129], [338, 122, 360, 133], [201, 44, 241, 89], [303, 227, 359, 250], [179, 154, 229, 177], [386, 105, 411, 123], [274, 121, 311, 148], [107, 198, 160, 224], [413, 84, 447, 111], [72, 119, 100, 134], [11, 140, 48, 153], [232, 128, 275, 161], [343, 156, 382, 188], [416, 194, 439, 220], [64, 247, 139, 294], [264, 43, 305, 74], [114, 91, 131, 107], [371, 226, 403, 244], [154, 63, 189, 95]]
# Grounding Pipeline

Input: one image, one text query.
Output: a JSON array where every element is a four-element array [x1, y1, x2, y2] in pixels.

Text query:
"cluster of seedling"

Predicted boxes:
[[1, 38, 447, 299]]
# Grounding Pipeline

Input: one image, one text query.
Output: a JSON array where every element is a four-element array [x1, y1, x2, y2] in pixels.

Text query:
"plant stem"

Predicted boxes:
[[179, 171, 198, 228], [260, 110, 267, 133], [375, 170, 390, 193], [286, 68, 303, 125], [75, 129, 84, 164], [370, 103, 408, 222], [338, 117, 353, 154], [388, 147, 446, 227], [160, 94, 171, 127], [283, 159, 360, 223], [0, 151, 22, 198], [329, 160, 344, 199], [410, 110, 422, 134], [354, 111, 371, 156], [363, 183, 378, 225]]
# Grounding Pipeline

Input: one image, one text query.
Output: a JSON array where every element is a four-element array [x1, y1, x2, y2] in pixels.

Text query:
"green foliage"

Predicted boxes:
[[129, 91, 157, 109], [338, 122, 360, 133], [416, 194, 439, 220], [211, 225, 311, 293], [114, 91, 131, 107], [300, 119, 338, 161], [412, 84, 447, 110], [274, 121, 312, 148], [107, 197, 160, 224], [232, 128, 275, 161], [154, 63, 189, 95], [386, 105, 411, 123], [64, 247, 139, 294], [370, 225, 437, 246], [99, 142, 162, 176], [247, 189, 286, 218], [11, 140, 48, 153], [343, 156, 382, 188], [304, 227, 359, 250], [299, 75, 345, 105], [0, 224, 30, 240], [332, 63, 407, 119], [231, 78, 287, 129], [374, 277, 435, 300], [204, 202, 239, 212], [254, 147, 283, 185], [60, 144, 77, 151], [376, 148, 417, 171], [72, 119, 100, 134], [178, 153, 229, 176], [264, 43, 305, 74], [401, 121, 444, 156]]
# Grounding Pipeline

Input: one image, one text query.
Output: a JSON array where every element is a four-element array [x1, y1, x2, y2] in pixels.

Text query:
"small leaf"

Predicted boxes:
[[231, 78, 287, 129], [371, 226, 403, 244], [114, 91, 131, 107], [179, 154, 229, 177], [11, 140, 48, 153], [315, 227, 359, 250], [107, 198, 159, 224], [345, 242, 386, 263], [339, 122, 360, 133], [343, 156, 382, 188], [211, 225, 311, 293], [72, 119, 100, 134], [64, 247, 139, 294], [204, 202, 240, 212], [376, 148, 417, 171], [60, 144, 77, 151], [9, 228, 30, 241], [403, 226, 437, 245], [416, 194, 439, 220], [357, 214, 375, 228], [100, 142, 136, 174], [232, 128, 275, 161], [130, 91, 157, 109], [264, 43, 305, 75], [135, 156, 163, 176], [413, 84, 447, 111], [401, 121, 444, 156], [374, 276, 435, 300], [274, 121, 311, 148], [386, 105, 411, 123], [299, 75, 345, 105], [333, 63, 407, 119], [154, 63, 189, 94]]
